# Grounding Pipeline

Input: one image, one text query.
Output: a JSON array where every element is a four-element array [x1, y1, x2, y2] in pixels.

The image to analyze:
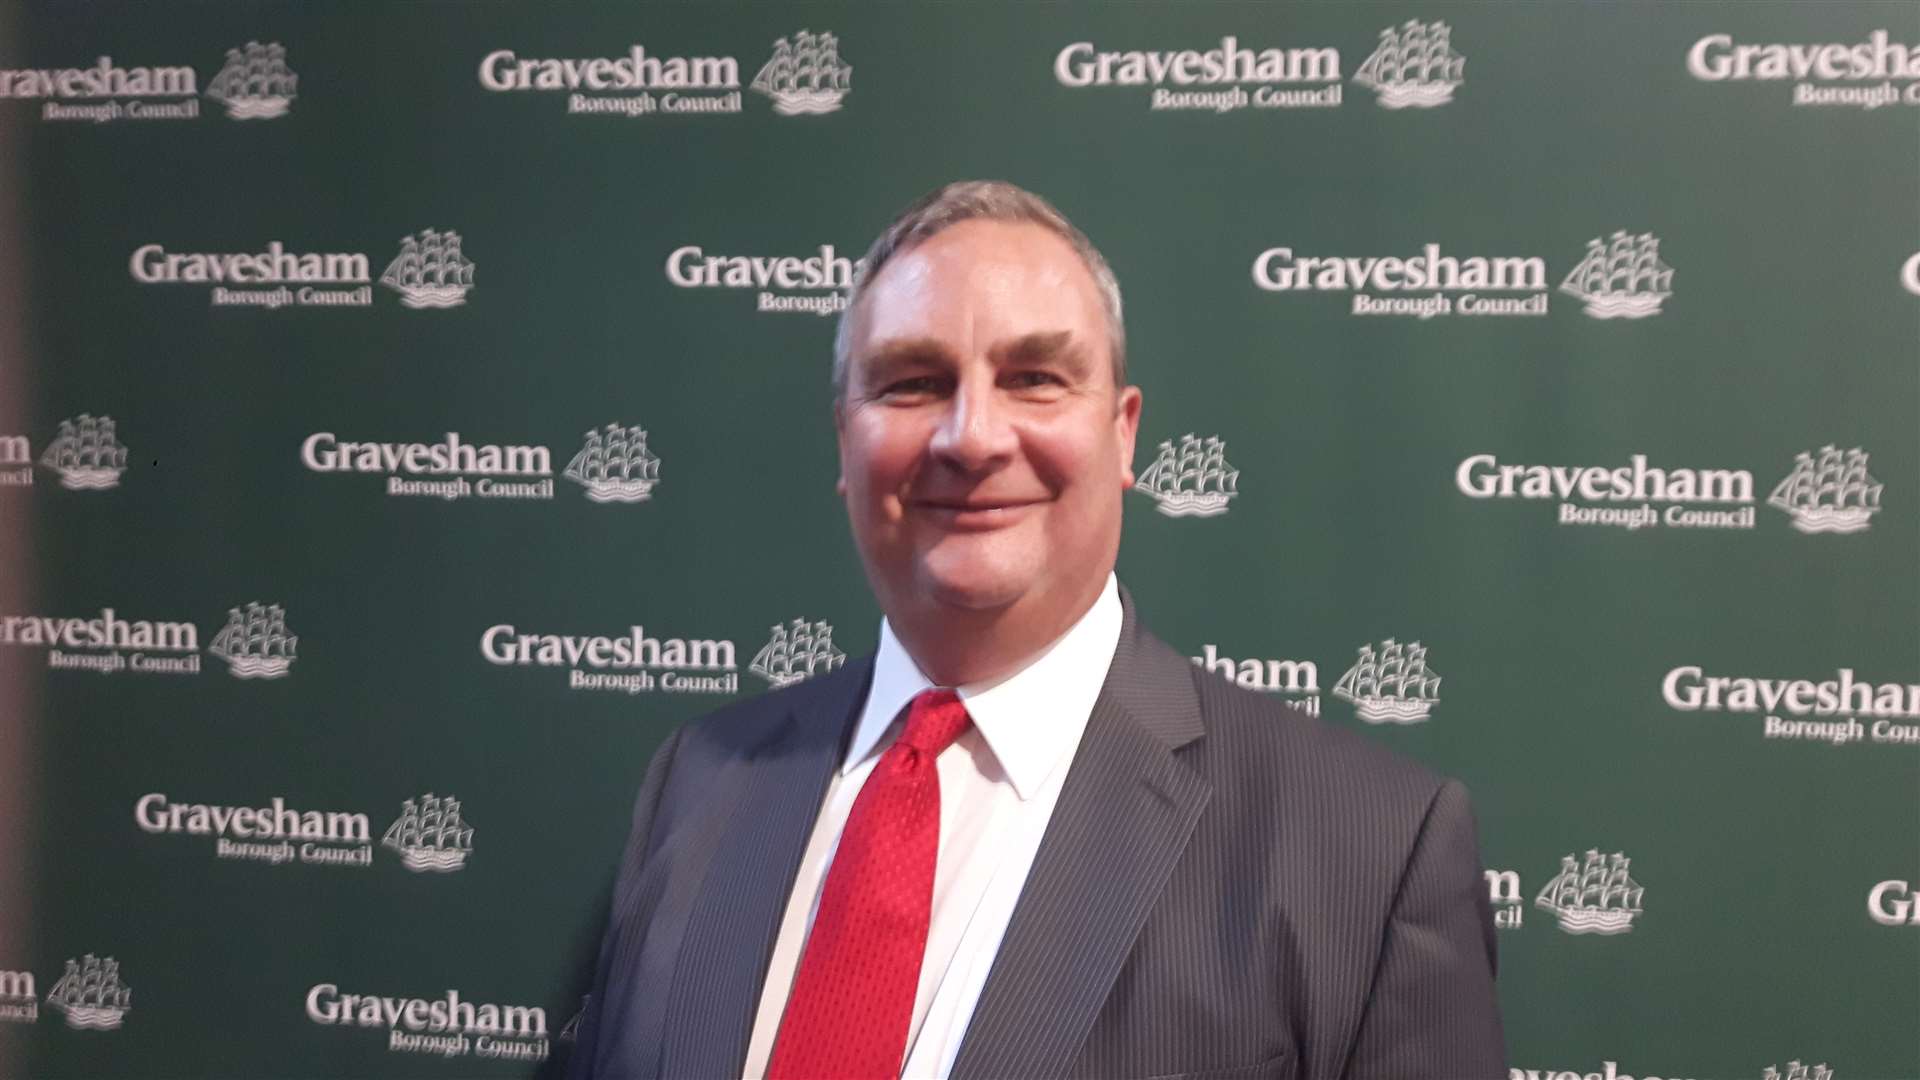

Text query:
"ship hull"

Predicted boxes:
[[55, 467, 123, 491], [763, 89, 846, 115], [1550, 908, 1636, 935], [220, 96, 292, 120], [1343, 695, 1433, 724], [581, 479, 655, 503], [751, 659, 843, 689], [392, 284, 470, 309], [1149, 491, 1234, 518], [1369, 81, 1458, 108], [752, 667, 808, 690], [399, 848, 468, 872], [59, 1004, 127, 1030], [1786, 507, 1876, 534], [218, 655, 293, 679], [1572, 293, 1667, 319]]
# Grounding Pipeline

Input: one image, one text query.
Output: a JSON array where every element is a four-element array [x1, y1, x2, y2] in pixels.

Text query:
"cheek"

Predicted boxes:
[[845, 421, 920, 497], [1028, 425, 1115, 493]]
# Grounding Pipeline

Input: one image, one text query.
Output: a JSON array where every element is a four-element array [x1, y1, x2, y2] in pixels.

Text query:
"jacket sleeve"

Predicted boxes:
[[567, 725, 687, 1080], [1340, 779, 1507, 1080]]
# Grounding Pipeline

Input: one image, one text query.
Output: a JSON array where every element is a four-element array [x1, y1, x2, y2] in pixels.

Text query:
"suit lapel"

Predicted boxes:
[[950, 598, 1211, 1080], [657, 657, 872, 1080]]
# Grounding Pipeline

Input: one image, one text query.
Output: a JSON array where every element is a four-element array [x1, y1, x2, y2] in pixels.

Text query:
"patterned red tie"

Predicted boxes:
[[767, 687, 973, 1080]]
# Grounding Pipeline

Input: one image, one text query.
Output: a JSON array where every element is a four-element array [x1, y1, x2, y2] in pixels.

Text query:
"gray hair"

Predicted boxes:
[[832, 180, 1127, 399]]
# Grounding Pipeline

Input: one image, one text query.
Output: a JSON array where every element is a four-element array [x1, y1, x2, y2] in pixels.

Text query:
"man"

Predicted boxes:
[[569, 181, 1504, 1080]]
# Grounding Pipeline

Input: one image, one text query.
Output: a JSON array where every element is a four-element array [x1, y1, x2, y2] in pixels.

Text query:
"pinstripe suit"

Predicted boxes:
[[569, 593, 1505, 1080]]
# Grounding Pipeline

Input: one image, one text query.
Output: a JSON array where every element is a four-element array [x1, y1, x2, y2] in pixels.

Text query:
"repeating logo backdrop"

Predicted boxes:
[[2, 3, 1915, 1079]]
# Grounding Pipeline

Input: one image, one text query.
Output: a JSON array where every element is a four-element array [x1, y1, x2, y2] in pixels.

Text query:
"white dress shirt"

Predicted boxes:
[[741, 574, 1123, 1080]]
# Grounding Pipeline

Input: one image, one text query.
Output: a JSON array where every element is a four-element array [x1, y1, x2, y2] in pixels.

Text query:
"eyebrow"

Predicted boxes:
[[857, 337, 954, 387], [855, 330, 1094, 386], [991, 330, 1091, 378]]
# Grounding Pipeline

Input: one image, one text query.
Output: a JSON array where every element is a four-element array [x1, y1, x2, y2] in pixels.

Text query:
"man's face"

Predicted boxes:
[[836, 219, 1142, 622]]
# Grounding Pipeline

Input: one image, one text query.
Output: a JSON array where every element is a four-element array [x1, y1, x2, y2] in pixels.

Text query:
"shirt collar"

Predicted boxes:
[[845, 574, 1122, 801]]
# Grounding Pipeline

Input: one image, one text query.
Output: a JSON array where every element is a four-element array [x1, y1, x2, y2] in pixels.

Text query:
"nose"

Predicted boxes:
[[928, 372, 1016, 472]]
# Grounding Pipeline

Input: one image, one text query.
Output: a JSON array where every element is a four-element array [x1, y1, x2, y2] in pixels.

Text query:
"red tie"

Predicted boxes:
[[767, 688, 973, 1080]]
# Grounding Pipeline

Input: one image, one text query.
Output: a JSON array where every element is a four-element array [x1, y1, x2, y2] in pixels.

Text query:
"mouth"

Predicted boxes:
[[911, 498, 1046, 530]]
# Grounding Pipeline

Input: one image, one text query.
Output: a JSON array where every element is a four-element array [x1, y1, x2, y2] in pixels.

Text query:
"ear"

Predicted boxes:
[[1114, 384, 1143, 488]]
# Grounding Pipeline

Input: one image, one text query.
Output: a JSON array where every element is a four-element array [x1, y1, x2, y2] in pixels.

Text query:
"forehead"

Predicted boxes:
[[851, 219, 1109, 359]]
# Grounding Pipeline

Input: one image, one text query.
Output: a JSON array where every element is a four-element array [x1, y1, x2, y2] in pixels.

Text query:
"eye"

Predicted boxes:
[[1004, 370, 1062, 389], [879, 375, 945, 399]]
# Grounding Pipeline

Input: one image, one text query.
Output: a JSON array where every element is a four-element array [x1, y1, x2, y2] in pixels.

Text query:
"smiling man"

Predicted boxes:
[[568, 181, 1505, 1080]]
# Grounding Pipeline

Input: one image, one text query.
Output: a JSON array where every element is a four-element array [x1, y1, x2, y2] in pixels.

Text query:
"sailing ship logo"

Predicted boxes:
[[208, 601, 298, 679], [381, 793, 474, 872], [564, 422, 660, 502], [1764, 1063, 1834, 1080], [1534, 850, 1644, 934], [1332, 639, 1440, 723], [750, 30, 851, 115], [1134, 434, 1238, 517], [1354, 20, 1464, 108], [380, 229, 475, 309], [1559, 231, 1673, 319], [205, 41, 297, 119], [39, 414, 128, 490], [1768, 446, 1881, 534], [750, 618, 846, 688], [45, 955, 130, 1030]]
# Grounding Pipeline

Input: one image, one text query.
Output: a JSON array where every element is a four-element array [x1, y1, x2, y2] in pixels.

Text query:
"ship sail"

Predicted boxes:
[[382, 798, 419, 850], [751, 40, 793, 95], [565, 429, 604, 485], [750, 624, 791, 683], [1175, 434, 1203, 490], [1200, 437, 1238, 494], [1135, 441, 1177, 495], [1602, 233, 1637, 295], [1332, 644, 1375, 701], [792, 31, 820, 90], [1355, 25, 1400, 87], [382, 237, 421, 290], [752, 617, 845, 687], [1768, 451, 1818, 510]]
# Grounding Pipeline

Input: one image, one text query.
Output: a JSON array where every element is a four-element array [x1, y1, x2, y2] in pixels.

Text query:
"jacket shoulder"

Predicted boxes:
[[666, 653, 873, 761]]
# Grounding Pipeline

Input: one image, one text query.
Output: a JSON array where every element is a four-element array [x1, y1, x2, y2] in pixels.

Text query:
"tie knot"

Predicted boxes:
[[900, 688, 971, 756]]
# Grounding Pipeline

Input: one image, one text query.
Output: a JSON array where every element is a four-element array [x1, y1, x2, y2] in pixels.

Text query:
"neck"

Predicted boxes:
[[885, 574, 1109, 687]]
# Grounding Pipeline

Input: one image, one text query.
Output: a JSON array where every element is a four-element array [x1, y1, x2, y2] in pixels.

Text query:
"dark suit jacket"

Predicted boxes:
[[569, 595, 1505, 1080]]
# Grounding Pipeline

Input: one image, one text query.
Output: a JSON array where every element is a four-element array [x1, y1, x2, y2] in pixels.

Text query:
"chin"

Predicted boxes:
[[917, 575, 1025, 612], [911, 559, 1035, 613]]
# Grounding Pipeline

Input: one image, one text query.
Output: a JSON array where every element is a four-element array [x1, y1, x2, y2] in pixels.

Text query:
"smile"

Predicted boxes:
[[912, 499, 1045, 530]]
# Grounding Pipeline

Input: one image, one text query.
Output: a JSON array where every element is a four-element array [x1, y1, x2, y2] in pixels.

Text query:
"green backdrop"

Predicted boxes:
[[1, 3, 1915, 1078]]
